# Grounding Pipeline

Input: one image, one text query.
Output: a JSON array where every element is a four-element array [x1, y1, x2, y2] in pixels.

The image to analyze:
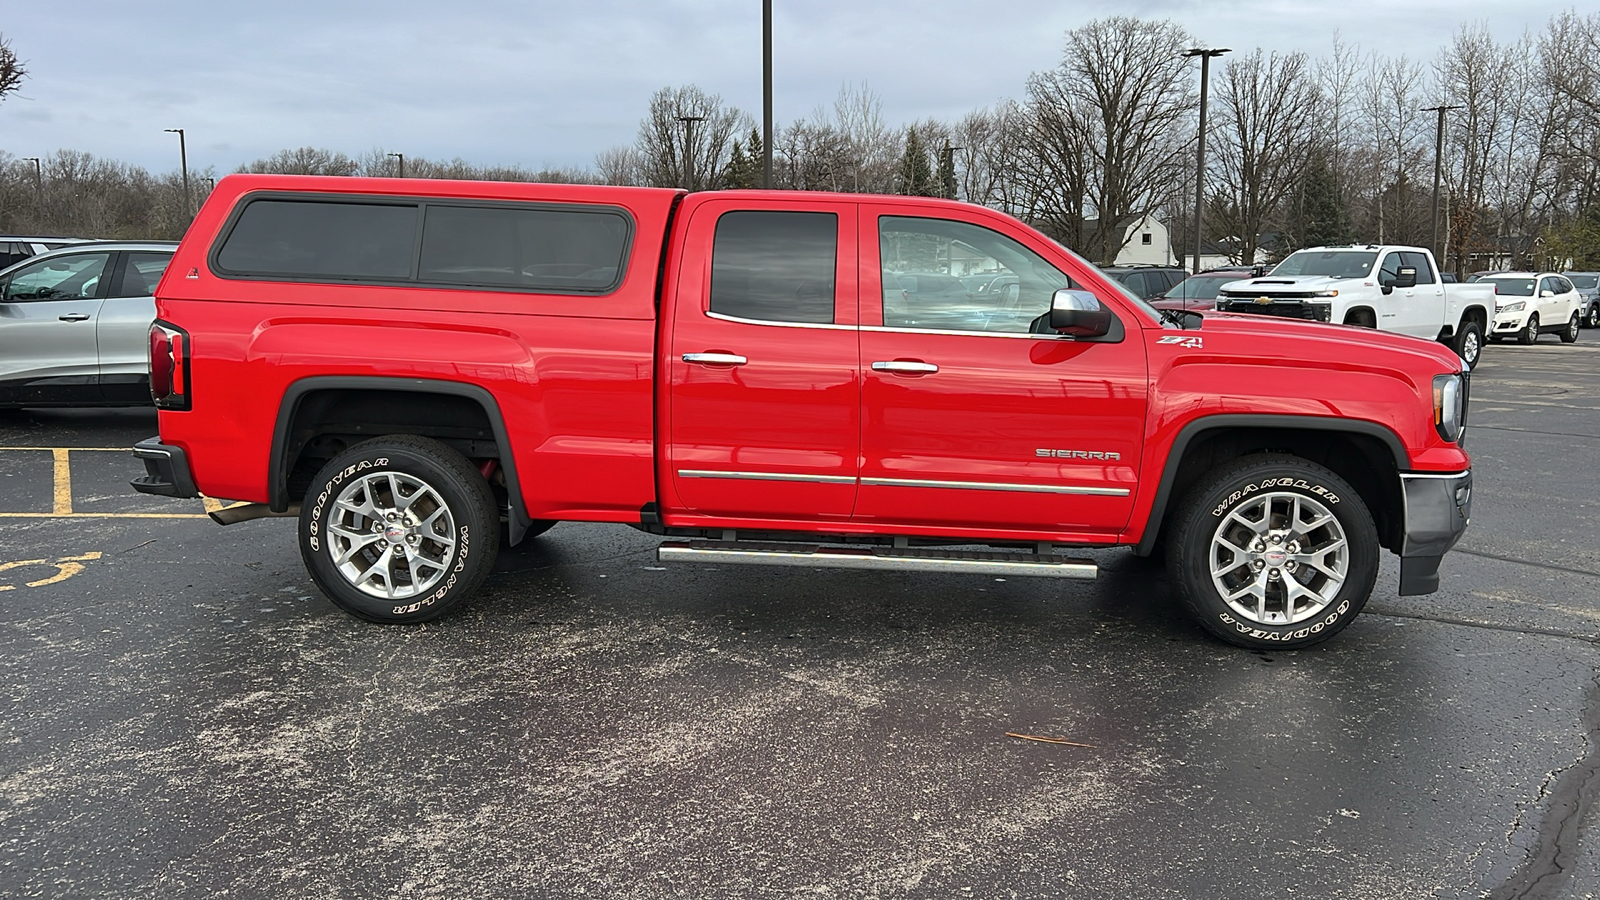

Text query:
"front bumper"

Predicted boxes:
[[1397, 470, 1472, 595], [1492, 311, 1529, 333], [130, 436, 200, 499]]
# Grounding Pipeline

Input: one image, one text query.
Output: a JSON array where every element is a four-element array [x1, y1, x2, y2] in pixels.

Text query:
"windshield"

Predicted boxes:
[[1166, 275, 1234, 300], [1270, 250, 1378, 278], [1569, 274, 1598, 289], [1483, 277, 1535, 297]]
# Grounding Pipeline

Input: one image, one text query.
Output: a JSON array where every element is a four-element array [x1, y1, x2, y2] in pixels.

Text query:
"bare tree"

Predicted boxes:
[[1023, 17, 1197, 263], [634, 85, 750, 191], [1210, 50, 1320, 263], [238, 147, 360, 176], [0, 33, 25, 102], [1358, 53, 1430, 243]]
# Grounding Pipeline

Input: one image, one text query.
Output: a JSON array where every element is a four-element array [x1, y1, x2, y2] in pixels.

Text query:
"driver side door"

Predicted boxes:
[[0, 250, 113, 406]]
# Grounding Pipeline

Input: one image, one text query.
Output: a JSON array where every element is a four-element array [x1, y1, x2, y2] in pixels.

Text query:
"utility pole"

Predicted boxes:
[[940, 142, 963, 200], [387, 152, 406, 178], [678, 116, 706, 191], [762, 0, 773, 189], [1424, 105, 1461, 266], [1184, 47, 1229, 274], [164, 128, 191, 215]]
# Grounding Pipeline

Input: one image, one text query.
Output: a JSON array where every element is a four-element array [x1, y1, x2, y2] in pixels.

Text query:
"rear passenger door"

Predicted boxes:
[[665, 198, 861, 522], [98, 250, 173, 402]]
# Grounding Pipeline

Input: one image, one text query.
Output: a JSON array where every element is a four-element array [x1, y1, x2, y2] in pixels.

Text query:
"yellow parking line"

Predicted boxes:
[[52, 449, 73, 515], [0, 512, 214, 519], [0, 446, 128, 452]]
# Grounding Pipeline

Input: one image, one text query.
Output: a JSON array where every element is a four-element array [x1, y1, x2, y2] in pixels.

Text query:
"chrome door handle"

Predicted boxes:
[[872, 360, 939, 375], [58, 312, 92, 322], [682, 352, 748, 366]]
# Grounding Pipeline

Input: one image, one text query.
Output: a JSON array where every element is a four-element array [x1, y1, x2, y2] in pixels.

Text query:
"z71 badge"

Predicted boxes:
[[1157, 335, 1203, 348]]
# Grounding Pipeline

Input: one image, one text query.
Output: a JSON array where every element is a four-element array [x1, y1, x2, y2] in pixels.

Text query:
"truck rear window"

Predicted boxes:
[[212, 195, 632, 294]]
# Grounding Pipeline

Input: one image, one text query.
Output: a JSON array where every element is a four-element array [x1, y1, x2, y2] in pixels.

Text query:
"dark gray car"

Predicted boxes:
[[0, 241, 177, 407]]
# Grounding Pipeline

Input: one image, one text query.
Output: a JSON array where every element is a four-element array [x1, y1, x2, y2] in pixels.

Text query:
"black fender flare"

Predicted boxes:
[[267, 376, 535, 544], [1134, 414, 1411, 556]]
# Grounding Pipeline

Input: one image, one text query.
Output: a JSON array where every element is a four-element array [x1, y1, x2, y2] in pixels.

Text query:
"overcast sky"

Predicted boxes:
[[1, 1, 1584, 177]]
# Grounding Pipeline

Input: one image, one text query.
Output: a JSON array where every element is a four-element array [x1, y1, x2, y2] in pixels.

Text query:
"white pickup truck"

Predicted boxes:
[[1215, 245, 1495, 365]]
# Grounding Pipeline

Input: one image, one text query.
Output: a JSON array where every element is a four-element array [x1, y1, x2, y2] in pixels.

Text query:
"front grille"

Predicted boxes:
[[1216, 299, 1331, 322]]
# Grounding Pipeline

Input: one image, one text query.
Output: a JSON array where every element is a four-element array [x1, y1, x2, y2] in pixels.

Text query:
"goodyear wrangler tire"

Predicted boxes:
[[299, 436, 500, 623], [1165, 454, 1378, 649]]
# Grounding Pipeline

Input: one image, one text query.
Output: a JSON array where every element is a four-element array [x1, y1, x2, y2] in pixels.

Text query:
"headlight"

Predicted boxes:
[[1433, 373, 1465, 442], [1498, 300, 1525, 313], [1312, 290, 1338, 298]]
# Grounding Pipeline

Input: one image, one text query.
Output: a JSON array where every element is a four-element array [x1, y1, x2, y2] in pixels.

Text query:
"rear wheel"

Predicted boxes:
[[300, 435, 500, 623], [1588, 304, 1599, 329], [1452, 319, 1483, 365], [1165, 454, 1378, 649], [1518, 314, 1539, 345], [1561, 312, 1580, 343]]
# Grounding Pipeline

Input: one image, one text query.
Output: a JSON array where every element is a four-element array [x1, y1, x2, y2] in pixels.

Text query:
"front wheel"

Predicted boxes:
[[1452, 319, 1483, 365], [300, 435, 500, 623], [1165, 454, 1379, 649], [1518, 314, 1539, 345], [1561, 312, 1580, 343], [1588, 304, 1600, 329]]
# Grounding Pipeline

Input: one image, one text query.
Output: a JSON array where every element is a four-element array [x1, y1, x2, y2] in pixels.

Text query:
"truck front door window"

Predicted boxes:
[[878, 217, 1067, 335]]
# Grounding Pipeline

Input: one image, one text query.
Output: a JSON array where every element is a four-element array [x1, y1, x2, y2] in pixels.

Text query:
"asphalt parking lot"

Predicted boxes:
[[3, 334, 1599, 899]]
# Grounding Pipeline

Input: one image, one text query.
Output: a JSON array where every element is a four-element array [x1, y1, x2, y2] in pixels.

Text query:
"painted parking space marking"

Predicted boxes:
[[0, 552, 102, 591], [0, 447, 247, 519]]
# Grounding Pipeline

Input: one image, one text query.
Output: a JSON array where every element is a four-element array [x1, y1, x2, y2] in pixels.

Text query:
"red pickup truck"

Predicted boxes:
[[131, 175, 1473, 649]]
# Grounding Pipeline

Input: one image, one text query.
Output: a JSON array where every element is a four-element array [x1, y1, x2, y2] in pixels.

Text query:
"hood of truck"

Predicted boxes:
[[1186, 311, 1464, 370], [1219, 275, 1364, 294]]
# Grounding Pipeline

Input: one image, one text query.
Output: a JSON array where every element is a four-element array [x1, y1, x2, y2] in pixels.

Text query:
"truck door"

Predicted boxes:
[[855, 208, 1146, 537], [1399, 250, 1445, 337], [665, 198, 860, 522]]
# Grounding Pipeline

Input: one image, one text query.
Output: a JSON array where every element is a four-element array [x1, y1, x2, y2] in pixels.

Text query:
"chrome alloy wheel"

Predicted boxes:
[[1208, 491, 1349, 625], [324, 471, 457, 599]]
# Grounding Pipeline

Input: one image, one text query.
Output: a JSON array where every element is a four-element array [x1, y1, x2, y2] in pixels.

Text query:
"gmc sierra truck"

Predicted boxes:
[[130, 175, 1473, 650], [1215, 245, 1495, 366]]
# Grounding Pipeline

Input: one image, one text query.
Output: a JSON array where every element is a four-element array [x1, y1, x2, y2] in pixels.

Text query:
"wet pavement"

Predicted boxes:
[[2, 335, 1599, 899]]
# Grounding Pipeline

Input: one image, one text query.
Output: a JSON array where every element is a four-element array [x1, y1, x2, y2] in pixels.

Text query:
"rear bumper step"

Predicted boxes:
[[657, 540, 1097, 579]]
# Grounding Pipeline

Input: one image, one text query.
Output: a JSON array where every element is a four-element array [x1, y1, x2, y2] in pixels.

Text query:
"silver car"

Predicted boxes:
[[0, 241, 177, 407]]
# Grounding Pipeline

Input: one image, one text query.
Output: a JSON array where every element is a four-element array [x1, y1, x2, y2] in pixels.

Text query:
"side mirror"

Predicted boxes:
[[1540, 289, 1555, 298], [1048, 289, 1113, 337], [1394, 267, 1417, 289]]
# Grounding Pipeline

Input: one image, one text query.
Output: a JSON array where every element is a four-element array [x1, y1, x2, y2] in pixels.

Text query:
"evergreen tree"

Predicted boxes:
[[896, 127, 936, 197], [1296, 153, 1351, 249], [722, 141, 753, 189]]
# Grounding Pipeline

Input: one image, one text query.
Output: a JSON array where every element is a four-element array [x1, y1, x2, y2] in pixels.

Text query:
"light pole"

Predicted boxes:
[[1184, 47, 1229, 274], [762, 0, 773, 189], [387, 152, 406, 178], [164, 128, 191, 215], [677, 115, 706, 191], [22, 156, 41, 205], [1424, 105, 1461, 266]]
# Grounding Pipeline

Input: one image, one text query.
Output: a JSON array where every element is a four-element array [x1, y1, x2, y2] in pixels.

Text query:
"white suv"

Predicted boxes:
[[1482, 272, 1583, 345]]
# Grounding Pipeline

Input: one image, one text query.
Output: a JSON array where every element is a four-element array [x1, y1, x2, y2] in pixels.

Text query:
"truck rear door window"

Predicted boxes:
[[709, 211, 837, 324], [215, 200, 417, 280], [418, 204, 630, 292]]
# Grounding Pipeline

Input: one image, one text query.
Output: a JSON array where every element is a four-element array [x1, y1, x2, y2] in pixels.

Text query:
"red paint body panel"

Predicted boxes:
[[149, 177, 1470, 550]]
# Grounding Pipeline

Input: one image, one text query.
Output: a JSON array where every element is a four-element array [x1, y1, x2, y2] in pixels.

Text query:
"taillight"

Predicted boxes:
[[149, 320, 191, 410]]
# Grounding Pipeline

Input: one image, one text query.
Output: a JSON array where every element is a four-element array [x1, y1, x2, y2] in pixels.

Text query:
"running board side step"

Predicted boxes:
[[656, 540, 1097, 579]]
